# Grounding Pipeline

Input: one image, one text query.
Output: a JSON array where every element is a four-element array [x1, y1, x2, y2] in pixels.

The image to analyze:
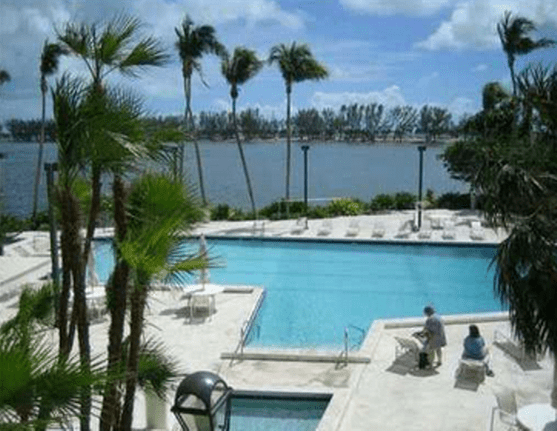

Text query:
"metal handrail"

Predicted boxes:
[[338, 325, 366, 367]]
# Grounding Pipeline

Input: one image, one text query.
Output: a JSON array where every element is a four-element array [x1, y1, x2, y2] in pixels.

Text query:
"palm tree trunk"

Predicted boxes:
[[100, 174, 129, 431], [232, 95, 257, 218], [120, 279, 148, 431], [59, 186, 91, 430], [32, 86, 46, 226], [509, 57, 516, 97], [285, 84, 292, 217], [184, 75, 207, 205], [58, 189, 73, 360]]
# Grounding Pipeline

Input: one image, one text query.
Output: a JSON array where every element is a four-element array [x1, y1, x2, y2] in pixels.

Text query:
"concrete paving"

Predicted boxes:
[[0, 211, 553, 431]]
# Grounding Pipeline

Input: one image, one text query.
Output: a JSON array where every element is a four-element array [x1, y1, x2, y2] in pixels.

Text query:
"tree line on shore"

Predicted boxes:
[[4, 102, 454, 144]]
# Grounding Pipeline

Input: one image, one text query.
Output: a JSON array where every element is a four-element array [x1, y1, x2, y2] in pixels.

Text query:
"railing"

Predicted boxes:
[[338, 324, 366, 367]]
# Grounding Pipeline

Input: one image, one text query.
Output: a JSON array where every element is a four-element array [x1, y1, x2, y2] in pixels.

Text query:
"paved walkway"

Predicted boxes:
[[0, 212, 553, 431]]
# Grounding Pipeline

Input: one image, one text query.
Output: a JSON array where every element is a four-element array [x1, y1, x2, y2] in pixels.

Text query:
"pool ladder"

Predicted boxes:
[[338, 324, 366, 367]]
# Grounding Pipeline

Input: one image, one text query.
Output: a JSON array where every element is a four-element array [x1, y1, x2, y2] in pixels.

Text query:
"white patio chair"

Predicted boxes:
[[345, 219, 360, 237], [489, 389, 520, 431], [442, 220, 456, 240], [371, 222, 386, 238], [469, 221, 485, 240], [317, 220, 333, 236], [290, 217, 307, 235]]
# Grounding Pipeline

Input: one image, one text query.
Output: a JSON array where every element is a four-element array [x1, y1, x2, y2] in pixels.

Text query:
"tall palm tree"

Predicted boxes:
[[472, 66, 557, 409], [497, 11, 555, 96], [32, 41, 68, 226], [269, 42, 328, 214], [117, 173, 207, 430], [0, 69, 10, 86], [57, 15, 167, 431], [221, 47, 263, 218], [175, 15, 226, 205]]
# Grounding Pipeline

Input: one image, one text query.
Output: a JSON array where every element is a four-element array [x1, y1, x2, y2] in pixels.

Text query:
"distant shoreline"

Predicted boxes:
[[0, 136, 456, 146]]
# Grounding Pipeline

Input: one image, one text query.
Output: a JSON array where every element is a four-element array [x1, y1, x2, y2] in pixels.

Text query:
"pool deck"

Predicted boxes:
[[0, 210, 554, 431]]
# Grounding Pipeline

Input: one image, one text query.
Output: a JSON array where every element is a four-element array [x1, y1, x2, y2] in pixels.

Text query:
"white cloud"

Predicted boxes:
[[447, 97, 478, 119], [339, 0, 454, 16], [311, 86, 406, 110], [417, 0, 557, 50], [0, 0, 305, 121], [416, 71, 439, 88], [472, 64, 488, 72]]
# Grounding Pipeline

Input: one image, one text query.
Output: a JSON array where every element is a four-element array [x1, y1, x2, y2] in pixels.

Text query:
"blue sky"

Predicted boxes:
[[1, 0, 557, 124]]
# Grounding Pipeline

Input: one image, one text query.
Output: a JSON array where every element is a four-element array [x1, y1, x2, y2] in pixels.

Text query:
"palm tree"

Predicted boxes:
[[175, 15, 226, 205], [117, 173, 207, 430], [497, 11, 556, 96], [0, 69, 10, 86], [57, 16, 167, 431], [472, 66, 557, 409], [0, 283, 105, 430], [269, 42, 328, 214], [221, 47, 263, 218], [32, 41, 68, 226]]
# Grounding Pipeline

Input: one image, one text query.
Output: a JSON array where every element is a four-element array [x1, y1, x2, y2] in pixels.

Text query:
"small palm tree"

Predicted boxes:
[[269, 42, 328, 213], [117, 173, 207, 430], [497, 11, 556, 96], [221, 47, 263, 218], [0, 283, 105, 430], [0, 69, 10, 86], [32, 41, 68, 226], [175, 15, 226, 205]]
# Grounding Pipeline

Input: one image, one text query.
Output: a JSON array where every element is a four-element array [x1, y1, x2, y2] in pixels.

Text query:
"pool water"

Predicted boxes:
[[93, 238, 501, 349], [228, 395, 328, 431]]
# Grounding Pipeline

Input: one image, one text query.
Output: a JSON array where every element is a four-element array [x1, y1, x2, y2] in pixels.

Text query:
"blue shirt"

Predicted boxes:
[[463, 336, 486, 360]]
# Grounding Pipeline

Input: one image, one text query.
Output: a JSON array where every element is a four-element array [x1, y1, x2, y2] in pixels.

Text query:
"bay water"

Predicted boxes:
[[0, 140, 466, 218]]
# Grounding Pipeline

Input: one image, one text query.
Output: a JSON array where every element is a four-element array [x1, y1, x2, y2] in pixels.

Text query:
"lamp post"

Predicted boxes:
[[301, 145, 310, 217], [417, 145, 426, 230], [45, 162, 60, 285]]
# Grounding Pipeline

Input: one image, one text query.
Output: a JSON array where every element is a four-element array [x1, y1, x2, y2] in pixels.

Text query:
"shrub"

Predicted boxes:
[[393, 192, 416, 210], [326, 198, 363, 216], [437, 192, 471, 210], [307, 206, 330, 219], [211, 204, 233, 220], [370, 194, 395, 211]]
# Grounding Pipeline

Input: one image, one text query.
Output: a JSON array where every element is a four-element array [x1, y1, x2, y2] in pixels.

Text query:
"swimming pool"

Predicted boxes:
[[227, 392, 330, 431], [93, 238, 501, 349]]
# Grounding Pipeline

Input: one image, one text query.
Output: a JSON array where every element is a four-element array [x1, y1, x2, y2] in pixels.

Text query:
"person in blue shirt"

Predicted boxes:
[[462, 324, 494, 376]]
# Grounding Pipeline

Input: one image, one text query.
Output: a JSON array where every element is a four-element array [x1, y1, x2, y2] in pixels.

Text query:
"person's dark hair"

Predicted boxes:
[[469, 324, 480, 338], [424, 306, 435, 316]]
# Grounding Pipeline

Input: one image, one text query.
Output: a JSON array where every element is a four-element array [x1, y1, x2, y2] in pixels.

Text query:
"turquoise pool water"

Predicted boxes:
[[93, 238, 500, 349], [228, 396, 328, 431]]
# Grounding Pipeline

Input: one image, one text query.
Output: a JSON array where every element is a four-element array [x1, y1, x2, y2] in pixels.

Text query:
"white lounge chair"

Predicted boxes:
[[417, 228, 432, 239], [317, 220, 332, 236], [469, 221, 485, 240], [429, 216, 444, 230], [395, 220, 412, 239], [442, 220, 456, 240], [371, 222, 385, 238], [345, 220, 360, 237], [290, 217, 307, 235]]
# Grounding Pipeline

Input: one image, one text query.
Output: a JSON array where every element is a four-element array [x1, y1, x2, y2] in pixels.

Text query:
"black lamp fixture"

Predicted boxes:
[[171, 371, 233, 431]]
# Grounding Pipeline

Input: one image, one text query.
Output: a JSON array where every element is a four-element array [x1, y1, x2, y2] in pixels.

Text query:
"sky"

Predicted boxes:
[[1, 0, 557, 125]]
